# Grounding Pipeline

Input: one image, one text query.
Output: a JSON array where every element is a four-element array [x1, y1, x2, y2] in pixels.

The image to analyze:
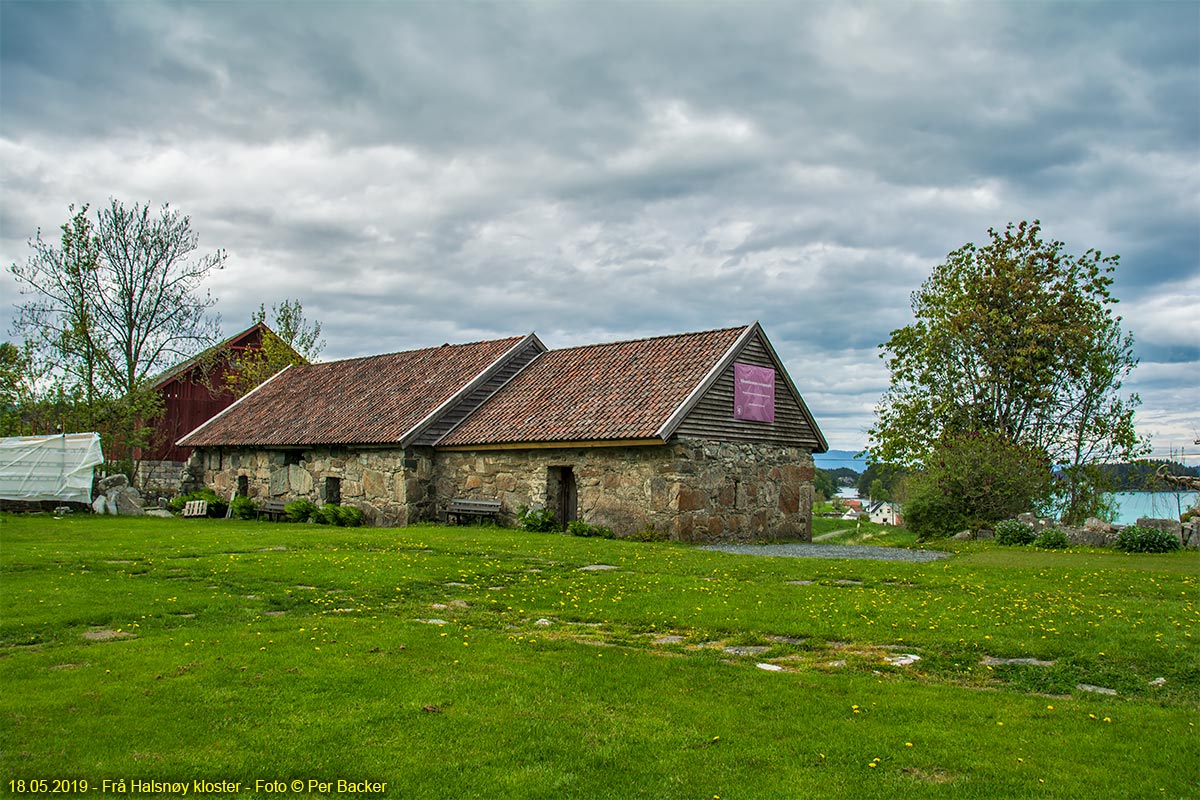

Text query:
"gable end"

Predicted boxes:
[[668, 327, 827, 450]]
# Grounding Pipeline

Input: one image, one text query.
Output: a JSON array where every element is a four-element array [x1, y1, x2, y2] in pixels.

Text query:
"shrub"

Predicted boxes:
[[284, 498, 318, 523], [566, 519, 615, 539], [336, 505, 365, 527], [314, 503, 343, 525], [229, 495, 257, 521], [995, 519, 1038, 546], [628, 525, 668, 542], [1115, 526, 1181, 554], [517, 505, 558, 532], [1034, 528, 1071, 549], [900, 486, 967, 541]]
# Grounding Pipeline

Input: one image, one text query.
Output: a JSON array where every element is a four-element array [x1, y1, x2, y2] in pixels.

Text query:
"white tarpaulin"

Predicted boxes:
[[0, 433, 104, 503]]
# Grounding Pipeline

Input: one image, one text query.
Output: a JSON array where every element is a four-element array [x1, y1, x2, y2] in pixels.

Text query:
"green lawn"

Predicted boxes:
[[1, 514, 1197, 799]]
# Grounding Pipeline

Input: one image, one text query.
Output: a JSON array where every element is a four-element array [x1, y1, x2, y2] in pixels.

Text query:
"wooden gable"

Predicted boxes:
[[664, 324, 827, 452]]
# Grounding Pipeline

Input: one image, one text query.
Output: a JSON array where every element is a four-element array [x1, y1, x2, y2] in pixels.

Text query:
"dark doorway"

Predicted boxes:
[[547, 466, 578, 530]]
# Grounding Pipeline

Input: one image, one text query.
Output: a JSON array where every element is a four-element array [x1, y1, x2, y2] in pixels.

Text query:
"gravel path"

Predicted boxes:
[[697, 542, 950, 563]]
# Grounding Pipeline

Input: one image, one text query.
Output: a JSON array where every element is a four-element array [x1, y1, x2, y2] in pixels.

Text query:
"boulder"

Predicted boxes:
[[98, 474, 129, 491], [952, 529, 974, 541], [106, 486, 145, 516], [1136, 517, 1182, 535], [1067, 526, 1117, 547], [975, 528, 994, 540]]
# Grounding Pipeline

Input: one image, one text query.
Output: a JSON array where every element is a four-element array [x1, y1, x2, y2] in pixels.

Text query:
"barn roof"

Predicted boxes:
[[151, 323, 272, 390], [437, 326, 746, 446], [178, 335, 530, 447]]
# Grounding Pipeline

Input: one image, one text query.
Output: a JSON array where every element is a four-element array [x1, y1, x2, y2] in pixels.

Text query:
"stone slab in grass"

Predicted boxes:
[[981, 656, 1056, 667], [885, 654, 922, 666], [82, 629, 135, 642], [724, 645, 771, 656]]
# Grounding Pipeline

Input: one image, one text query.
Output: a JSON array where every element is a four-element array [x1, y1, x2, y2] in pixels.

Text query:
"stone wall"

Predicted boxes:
[[193, 438, 816, 541], [433, 438, 814, 543], [193, 446, 435, 527], [137, 459, 189, 500]]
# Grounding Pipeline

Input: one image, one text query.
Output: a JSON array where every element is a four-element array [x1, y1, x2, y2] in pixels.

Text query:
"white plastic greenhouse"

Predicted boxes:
[[0, 433, 104, 504]]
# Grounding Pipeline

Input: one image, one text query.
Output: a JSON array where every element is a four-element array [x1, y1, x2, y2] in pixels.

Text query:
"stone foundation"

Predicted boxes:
[[193, 446, 435, 527], [193, 437, 815, 541], [433, 438, 814, 542]]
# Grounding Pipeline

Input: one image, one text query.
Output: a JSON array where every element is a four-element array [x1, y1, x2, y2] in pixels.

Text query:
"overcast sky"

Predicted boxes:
[[2, 1, 1197, 456]]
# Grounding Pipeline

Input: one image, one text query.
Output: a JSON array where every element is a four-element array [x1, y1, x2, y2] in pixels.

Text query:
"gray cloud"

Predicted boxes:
[[2, 0, 1196, 451]]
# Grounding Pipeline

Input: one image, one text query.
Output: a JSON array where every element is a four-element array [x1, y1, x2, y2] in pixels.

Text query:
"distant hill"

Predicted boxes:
[[815, 449, 868, 473]]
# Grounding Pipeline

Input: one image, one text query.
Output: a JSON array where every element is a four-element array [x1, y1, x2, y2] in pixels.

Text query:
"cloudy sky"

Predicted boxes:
[[2, 1, 1197, 456]]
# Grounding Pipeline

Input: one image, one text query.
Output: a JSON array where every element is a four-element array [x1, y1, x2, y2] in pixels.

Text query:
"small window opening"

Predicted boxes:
[[325, 477, 342, 505], [237, 475, 249, 497], [284, 451, 303, 466]]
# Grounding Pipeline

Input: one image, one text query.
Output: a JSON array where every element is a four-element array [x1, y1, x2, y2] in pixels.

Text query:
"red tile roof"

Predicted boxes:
[[437, 326, 746, 446], [179, 336, 526, 447]]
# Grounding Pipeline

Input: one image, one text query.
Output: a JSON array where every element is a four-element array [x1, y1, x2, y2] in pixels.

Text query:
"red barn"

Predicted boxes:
[[144, 324, 272, 463]]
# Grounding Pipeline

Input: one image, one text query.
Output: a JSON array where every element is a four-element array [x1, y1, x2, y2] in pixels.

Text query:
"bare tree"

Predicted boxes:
[[9, 199, 224, 464]]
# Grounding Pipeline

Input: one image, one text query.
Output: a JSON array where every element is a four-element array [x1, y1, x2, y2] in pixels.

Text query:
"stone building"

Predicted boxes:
[[179, 323, 828, 542]]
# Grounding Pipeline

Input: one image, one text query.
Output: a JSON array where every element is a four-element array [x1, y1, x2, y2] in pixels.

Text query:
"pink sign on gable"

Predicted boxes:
[[733, 362, 775, 422]]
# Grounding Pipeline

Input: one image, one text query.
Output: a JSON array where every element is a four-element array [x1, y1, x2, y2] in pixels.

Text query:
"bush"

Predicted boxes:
[[517, 506, 558, 532], [168, 488, 227, 518], [284, 498, 318, 523], [566, 519, 615, 539], [313, 503, 342, 525], [229, 495, 257, 520], [900, 486, 967, 541], [628, 525, 668, 542], [1033, 528, 1070, 549], [995, 519, 1038, 546], [337, 505, 365, 527], [1115, 526, 1181, 554]]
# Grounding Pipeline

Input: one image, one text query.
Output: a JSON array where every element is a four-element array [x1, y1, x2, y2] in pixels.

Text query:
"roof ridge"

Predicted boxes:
[[316, 335, 525, 367], [543, 325, 747, 354]]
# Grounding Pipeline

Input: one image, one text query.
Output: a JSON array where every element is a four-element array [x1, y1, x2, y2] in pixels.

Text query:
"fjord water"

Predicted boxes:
[[1109, 491, 1198, 525]]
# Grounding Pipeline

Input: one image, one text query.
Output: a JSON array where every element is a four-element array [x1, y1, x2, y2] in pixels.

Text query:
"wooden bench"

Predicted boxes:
[[182, 499, 208, 518], [256, 499, 288, 521], [446, 498, 501, 525]]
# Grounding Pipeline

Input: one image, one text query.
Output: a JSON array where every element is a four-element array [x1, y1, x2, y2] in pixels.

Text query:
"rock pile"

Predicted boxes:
[[91, 474, 145, 516], [953, 512, 1198, 549]]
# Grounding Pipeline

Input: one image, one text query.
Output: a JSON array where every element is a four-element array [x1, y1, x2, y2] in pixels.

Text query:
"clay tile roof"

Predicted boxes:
[[437, 326, 746, 446], [179, 336, 525, 447]]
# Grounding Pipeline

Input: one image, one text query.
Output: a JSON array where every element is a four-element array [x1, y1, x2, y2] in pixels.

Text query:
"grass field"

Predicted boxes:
[[1, 514, 1197, 799]]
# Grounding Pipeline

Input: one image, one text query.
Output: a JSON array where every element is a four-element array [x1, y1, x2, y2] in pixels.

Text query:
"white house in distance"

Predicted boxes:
[[868, 500, 902, 526]]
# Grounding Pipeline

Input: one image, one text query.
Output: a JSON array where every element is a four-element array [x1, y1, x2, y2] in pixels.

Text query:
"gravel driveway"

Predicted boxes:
[[697, 543, 950, 563]]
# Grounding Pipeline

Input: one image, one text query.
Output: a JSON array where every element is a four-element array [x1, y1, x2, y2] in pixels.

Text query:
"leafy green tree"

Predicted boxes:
[[813, 468, 836, 502], [856, 461, 905, 500], [902, 432, 1054, 540], [869, 479, 889, 504], [220, 299, 324, 397], [869, 220, 1146, 523], [8, 200, 223, 466]]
